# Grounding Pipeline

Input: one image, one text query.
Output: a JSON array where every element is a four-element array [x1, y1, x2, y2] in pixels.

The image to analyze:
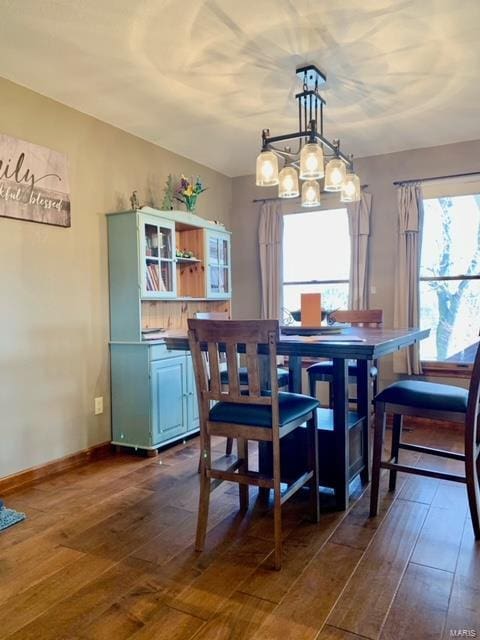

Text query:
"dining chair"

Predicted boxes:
[[307, 309, 383, 406], [195, 311, 289, 456], [188, 318, 320, 570], [370, 341, 480, 539]]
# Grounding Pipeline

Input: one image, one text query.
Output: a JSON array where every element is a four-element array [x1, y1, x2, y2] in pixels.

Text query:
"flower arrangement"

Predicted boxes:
[[175, 175, 206, 212]]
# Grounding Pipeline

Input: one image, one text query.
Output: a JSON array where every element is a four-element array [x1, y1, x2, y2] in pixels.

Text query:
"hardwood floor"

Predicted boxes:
[[0, 423, 478, 640]]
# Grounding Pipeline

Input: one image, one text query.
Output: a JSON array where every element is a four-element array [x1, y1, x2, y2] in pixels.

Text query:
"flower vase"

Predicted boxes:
[[184, 196, 197, 213]]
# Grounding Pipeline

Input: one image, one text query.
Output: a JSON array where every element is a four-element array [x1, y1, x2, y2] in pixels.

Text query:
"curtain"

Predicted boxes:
[[347, 191, 372, 310], [259, 201, 283, 320], [393, 184, 424, 374]]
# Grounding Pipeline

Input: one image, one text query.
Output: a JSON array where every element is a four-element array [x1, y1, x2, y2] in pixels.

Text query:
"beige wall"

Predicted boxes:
[[231, 139, 480, 387], [0, 77, 232, 479]]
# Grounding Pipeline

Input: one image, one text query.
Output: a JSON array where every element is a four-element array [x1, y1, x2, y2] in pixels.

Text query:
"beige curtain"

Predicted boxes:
[[393, 184, 424, 375], [347, 191, 372, 310], [259, 201, 283, 319]]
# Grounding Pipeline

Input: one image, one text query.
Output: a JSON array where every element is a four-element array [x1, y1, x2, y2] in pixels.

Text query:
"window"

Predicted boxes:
[[420, 191, 480, 364], [283, 208, 350, 322]]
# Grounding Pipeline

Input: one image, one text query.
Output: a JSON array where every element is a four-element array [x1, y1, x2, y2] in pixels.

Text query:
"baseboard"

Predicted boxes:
[[0, 441, 114, 495]]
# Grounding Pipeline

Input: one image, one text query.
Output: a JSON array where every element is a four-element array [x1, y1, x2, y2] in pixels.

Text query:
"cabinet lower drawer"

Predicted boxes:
[[149, 344, 189, 361]]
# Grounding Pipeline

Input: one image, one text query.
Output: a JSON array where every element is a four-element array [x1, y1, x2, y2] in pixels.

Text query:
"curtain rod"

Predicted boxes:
[[393, 170, 480, 187], [253, 185, 369, 203]]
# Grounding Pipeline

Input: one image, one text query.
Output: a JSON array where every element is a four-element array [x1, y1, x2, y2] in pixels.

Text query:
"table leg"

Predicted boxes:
[[288, 355, 302, 393], [356, 359, 373, 484], [332, 358, 349, 510]]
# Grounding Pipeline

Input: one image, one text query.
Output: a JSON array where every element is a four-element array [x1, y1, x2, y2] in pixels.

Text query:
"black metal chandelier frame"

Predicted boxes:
[[260, 64, 353, 169]]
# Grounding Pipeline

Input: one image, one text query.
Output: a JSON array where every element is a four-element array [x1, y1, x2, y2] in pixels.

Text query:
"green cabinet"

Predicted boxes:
[[110, 344, 199, 452], [107, 207, 230, 453]]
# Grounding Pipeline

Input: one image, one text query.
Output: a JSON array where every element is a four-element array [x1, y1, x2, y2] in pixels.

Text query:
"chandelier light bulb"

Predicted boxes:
[[278, 167, 299, 198], [299, 143, 324, 180], [301, 180, 321, 207], [324, 158, 346, 192], [341, 173, 361, 203], [256, 151, 279, 186]]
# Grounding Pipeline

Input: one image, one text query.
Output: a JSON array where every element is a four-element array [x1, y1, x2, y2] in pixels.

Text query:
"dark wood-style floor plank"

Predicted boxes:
[[4, 560, 146, 640], [379, 562, 453, 640], [317, 627, 368, 640], [326, 499, 429, 639], [251, 542, 363, 640], [168, 536, 273, 621], [238, 512, 340, 604], [410, 506, 465, 573], [442, 574, 480, 640], [191, 591, 275, 640]]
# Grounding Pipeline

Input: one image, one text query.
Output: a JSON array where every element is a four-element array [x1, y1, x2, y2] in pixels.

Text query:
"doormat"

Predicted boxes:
[[0, 503, 26, 532]]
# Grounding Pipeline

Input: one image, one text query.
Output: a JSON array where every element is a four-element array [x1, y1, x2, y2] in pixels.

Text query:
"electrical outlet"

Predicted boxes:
[[94, 396, 103, 415]]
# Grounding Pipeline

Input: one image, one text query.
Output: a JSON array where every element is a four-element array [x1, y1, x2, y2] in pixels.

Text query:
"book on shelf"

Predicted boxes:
[[142, 328, 166, 340], [146, 263, 168, 291], [146, 266, 155, 291]]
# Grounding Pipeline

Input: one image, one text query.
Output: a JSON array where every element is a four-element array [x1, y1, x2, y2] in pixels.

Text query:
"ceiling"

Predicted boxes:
[[0, 0, 479, 177]]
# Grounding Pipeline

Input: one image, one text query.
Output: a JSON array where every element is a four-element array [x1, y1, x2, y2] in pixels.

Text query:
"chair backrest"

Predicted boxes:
[[329, 309, 383, 327], [195, 311, 230, 320], [188, 319, 279, 411], [466, 340, 480, 449]]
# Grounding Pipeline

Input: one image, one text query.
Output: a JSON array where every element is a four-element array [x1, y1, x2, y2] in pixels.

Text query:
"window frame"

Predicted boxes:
[[282, 207, 350, 317], [419, 186, 480, 376]]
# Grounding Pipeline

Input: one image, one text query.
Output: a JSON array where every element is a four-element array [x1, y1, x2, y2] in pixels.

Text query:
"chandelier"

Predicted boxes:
[[255, 64, 361, 206]]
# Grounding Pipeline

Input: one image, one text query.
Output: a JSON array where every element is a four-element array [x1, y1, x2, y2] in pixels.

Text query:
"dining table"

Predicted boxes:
[[165, 325, 430, 510]]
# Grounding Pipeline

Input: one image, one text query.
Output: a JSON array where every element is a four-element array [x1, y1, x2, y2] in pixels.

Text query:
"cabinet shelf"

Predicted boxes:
[[175, 257, 201, 264]]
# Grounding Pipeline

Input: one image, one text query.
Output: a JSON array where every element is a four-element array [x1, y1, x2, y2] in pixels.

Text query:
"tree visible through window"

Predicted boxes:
[[420, 193, 480, 362], [282, 209, 350, 323]]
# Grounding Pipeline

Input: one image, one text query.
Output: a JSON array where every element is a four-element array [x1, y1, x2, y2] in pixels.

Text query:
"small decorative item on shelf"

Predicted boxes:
[[175, 175, 207, 213], [161, 174, 176, 210], [175, 248, 198, 261], [130, 190, 141, 211]]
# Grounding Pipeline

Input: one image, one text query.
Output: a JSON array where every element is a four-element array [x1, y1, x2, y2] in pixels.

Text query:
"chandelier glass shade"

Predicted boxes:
[[299, 143, 324, 180], [255, 64, 361, 206], [341, 173, 361, 203], [278, 166, 299, 198], [301, 180, 321, 207], [324, 158, 346, 192], [255, 150, 279, 186]]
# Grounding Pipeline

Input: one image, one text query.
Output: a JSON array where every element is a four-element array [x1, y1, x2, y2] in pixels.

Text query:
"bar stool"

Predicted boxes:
[[370, 342, 480, 539], [188, 319, 320, 570]]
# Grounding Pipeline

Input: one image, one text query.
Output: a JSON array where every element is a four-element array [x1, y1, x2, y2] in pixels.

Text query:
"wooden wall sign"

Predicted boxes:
[[0, 133, 70, 227]]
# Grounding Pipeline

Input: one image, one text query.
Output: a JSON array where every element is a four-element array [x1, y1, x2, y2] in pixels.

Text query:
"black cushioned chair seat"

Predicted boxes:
[[376, 380, 468, 414], [307, 361, 378, 379], [209, 391, 319, 428], [220, 366, 289, 388]]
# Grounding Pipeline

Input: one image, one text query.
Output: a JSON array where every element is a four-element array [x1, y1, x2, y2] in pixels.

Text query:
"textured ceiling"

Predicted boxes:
[[0, 0, 479, 176]]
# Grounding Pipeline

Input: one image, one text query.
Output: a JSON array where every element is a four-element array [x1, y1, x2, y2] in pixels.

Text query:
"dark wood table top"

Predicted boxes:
[[164, 326, 430, 360]]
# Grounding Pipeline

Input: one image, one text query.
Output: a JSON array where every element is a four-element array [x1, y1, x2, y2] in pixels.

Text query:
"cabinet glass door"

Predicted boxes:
[[141, 215, 176, 298], [206, 231, 231, 299]]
